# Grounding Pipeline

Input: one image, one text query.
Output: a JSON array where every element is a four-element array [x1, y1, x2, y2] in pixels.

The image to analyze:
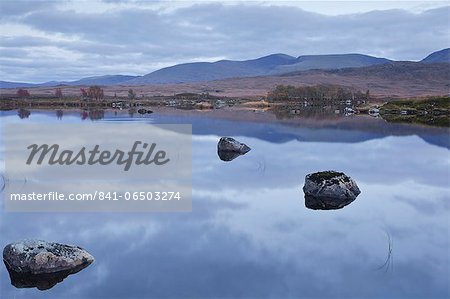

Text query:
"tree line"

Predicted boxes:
[[15, 86, 143, 101], [16, 86, 106, 100], [267, 84, 370, 102]]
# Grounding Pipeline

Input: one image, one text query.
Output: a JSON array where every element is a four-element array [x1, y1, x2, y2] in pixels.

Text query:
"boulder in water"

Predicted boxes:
[[218, 150, 244, 162], [138, 108, 153, 114], [303, 171, 360, 210], [3, 240, 94, 290], [217, 137, 251, 154]]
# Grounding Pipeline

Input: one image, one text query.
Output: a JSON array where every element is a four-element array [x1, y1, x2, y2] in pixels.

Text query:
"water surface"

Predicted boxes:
[[1, 109, 449, 298]]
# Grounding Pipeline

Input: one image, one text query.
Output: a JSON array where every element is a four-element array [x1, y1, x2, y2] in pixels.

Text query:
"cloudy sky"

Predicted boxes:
[[0, 0, 449, 83]]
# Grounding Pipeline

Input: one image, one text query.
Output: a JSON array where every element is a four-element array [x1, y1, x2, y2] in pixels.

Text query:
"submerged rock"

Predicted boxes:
[[302, 171, 360, 210], [217, 137, 251, 154], [3, 240, 94, 290]]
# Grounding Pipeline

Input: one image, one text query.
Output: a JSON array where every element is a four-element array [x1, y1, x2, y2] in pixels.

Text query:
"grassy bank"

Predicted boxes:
[[2, 94, 449, 128], [379, 96, 449, 127]]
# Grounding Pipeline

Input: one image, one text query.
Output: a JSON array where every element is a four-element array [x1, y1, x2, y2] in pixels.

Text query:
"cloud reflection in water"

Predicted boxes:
[[0, 110, 448, 298]]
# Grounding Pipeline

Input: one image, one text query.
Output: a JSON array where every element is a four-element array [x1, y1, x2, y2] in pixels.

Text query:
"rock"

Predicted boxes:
[[3, 240, 94, 290], [302, 171, 360, 210], [217, 138, 251, 161], [195, 102, 213, 109], [138, 108, 153, 114], [218, 150, 244, 162], [214, 100, 227, 109], [4, 261, 93, 291], [217, 137, 251, 154], [3, 240, 94, 274]]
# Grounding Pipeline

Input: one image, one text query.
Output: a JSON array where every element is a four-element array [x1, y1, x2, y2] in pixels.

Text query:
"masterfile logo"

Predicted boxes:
[[26, 141, 170, 171], [4, 124, 192, 212]]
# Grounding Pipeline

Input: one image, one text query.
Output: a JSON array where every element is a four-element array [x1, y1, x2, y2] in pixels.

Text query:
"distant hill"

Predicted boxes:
[[1, 60, 447, 98], [318, 61, 450, 81], [126, 53, 390, 85], [0, 49, 448, 88], [127, 54, 297, 85], [421, 48, 450, 63], [0, 81, 38, 88], [69, 75, 140, 86], [181, 61, 448, 98], [0, 75, 139, 89], [273, 54, 390, 74]]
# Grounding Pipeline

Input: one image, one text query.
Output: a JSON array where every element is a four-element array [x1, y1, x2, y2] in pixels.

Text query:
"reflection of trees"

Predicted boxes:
[[271, 105, 342, 120], [80, 109, 104, 121], [89, 109, 104, 120], [128, 108, 136, 118], [18, 109, 31, 119], [56, 110, 63, 120], [81, 110, 88, 120]]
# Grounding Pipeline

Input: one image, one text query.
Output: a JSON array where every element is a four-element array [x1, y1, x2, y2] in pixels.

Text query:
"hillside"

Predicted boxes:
[[0, 81, 38, 88], [127, 54, 297, 84], [3, 60, 448, 99], [68, 75, 140, 86], [0, 49, 448, 90], [0, 75, 139, 89], [273, 54, 390, 74], [321, 61, 450, 81], [126, 53, 390, 85], [421, 48, 450, 63]]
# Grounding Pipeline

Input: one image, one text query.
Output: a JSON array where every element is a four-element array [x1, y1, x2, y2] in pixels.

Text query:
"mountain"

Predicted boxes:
[[179, 61, 449, 98], [273, 54, 390, 74], [126, 53, 390, 85], [0, 81, 38, 88], [1, 49, 448, 88], [313, 61, 449, 80], [127, 54, 296, 85], [0, 75, 140, 89], [1, 61, 447, 98], [68, 75, 140, 86], [421, 48, 450, 63]]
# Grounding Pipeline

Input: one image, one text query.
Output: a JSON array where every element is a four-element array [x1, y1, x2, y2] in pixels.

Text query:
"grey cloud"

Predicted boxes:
[[174, 4, 450, 60], [0, 0, 56, 19], [0, 47, 29, 58], [0, 2, 449, 82], [24, 8, 175, 44], [0, 36, 53, 47]]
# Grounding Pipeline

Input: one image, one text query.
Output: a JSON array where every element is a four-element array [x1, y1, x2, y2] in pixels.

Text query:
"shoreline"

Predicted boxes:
[[1, 95, 448, 128], [3, 104, 449, 130]]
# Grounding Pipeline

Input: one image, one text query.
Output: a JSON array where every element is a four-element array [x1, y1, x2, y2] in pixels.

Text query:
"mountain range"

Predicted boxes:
[[1, 48, 448, 88]]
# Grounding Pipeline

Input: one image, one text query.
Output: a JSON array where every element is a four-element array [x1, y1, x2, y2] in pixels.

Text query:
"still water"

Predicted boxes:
[[1, 109, 449, 298]]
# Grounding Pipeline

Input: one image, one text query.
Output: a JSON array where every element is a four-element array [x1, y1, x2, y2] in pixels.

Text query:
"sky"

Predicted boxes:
[[0, 0, 449, 83]]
